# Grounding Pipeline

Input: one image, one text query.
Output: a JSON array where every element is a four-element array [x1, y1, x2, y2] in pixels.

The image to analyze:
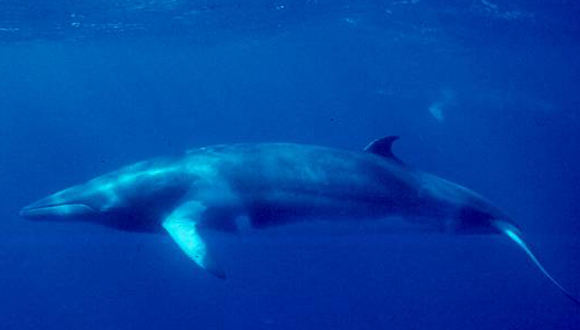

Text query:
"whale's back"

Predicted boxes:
[[187, 143, 430, 223]]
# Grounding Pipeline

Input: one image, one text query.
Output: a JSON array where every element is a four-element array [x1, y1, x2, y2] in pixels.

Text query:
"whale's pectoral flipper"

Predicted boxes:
[[162, 201, 226, 279]]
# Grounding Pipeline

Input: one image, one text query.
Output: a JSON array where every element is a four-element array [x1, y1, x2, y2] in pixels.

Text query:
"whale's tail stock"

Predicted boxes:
[[492, 220, 580, 307]]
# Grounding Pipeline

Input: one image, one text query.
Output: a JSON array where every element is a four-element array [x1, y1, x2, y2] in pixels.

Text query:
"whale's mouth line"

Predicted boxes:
[[20, 203, 97, 218]]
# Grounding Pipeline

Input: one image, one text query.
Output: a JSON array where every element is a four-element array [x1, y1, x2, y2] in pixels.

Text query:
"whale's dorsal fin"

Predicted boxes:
[[364, 136, 403, 165], [162, 201, 226, 279]]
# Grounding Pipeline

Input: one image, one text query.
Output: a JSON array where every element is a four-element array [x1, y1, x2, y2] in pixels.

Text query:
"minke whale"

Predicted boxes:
[[20, 137, 578, 305]]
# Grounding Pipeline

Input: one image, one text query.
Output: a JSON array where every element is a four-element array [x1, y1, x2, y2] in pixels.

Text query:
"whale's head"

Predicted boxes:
[[20, 183, 103, 221], [20, 164, 191, 231]]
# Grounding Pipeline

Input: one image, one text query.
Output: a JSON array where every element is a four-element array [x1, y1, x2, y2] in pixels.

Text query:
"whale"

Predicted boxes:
[[20, 136, 578, 305]]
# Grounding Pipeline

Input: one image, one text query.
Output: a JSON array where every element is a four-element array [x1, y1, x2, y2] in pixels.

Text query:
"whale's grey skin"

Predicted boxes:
[[20, 137, 578, 305]]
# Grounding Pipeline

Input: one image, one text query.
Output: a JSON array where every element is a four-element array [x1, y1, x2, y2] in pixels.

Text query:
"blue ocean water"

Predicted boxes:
[[1, 0, 579, 329]]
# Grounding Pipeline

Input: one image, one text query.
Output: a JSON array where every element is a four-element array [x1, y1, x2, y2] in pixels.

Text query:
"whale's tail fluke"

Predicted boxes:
[[493, 220, 580, 307]]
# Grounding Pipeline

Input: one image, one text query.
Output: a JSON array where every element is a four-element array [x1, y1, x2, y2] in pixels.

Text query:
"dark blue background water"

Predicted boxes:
[[1, 1, 579, 329]]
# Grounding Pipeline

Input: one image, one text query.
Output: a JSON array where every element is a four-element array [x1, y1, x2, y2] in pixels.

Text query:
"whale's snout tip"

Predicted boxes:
[[20, 197, 96, 221], [20, 198, 51, 220], [19, 205, 34, 219]]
